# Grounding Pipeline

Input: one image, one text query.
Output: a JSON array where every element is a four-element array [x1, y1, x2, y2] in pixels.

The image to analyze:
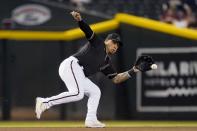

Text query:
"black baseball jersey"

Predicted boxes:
[[73, 20, 117, 79]]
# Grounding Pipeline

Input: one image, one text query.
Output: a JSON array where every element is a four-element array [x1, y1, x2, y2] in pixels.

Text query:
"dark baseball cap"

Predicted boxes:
[[106, 33, 123, 47]]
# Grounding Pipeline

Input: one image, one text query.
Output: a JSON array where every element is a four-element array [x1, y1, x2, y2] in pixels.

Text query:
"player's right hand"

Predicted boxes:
[[70, 11, 82, 21]]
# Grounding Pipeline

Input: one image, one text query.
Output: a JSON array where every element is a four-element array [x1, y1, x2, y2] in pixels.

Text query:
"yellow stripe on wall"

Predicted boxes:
[[64, 19, 119, 41], [0, 30, 66, 40], [0, 19, 119, 41], [0, 13, 196, 41], [115, 13, 197, 40]]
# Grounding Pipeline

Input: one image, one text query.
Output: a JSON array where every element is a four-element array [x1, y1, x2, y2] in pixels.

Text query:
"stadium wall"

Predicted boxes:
[[1, 0, 197, 121]]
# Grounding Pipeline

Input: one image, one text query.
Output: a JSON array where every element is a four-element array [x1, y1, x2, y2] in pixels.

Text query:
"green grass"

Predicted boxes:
[[0, 121, 197, 127]]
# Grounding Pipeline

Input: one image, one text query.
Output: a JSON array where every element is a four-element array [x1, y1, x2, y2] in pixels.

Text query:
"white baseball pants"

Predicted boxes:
[[43, 56, 101, 121]]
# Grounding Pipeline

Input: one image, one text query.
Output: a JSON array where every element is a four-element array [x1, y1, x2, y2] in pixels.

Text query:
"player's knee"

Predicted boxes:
[[79, 92, 84, 100], [75, 91, 84, 101], [92, 87, 101, 98], [68, 88, 84, 101]]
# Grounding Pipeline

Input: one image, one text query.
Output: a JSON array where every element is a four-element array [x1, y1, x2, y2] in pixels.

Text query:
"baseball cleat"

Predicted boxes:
[[35, 97, 47, 119], [85, 120, 105, 128]]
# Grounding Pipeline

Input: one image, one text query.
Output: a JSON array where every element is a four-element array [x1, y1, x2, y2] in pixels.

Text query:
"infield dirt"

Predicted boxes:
[[0, 127, 197, 131]]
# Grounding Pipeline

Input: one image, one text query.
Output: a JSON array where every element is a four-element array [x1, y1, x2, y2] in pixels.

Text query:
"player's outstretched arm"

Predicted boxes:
[[112, 67, 139, 84], [70, 11, 94, 40], [112, 55, 157, 84]]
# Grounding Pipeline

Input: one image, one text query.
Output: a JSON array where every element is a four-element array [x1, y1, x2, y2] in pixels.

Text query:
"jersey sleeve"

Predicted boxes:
[[78, 20, 102, 46], [78, 20, 95, 41], [100, 64, 117, 79]]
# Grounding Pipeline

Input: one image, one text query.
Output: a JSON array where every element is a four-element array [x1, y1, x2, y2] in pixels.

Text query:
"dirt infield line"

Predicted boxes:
[[0, 127, 197, 131]]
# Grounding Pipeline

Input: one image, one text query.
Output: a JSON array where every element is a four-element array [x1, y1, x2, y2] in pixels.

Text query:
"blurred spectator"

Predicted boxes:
[[160, 0, 196, 28], [160, 8, 175, 24], [182, 0, 197, 11], [188, 15, 197, 29], [183, 0, 197, 28], [70, 0, 91, 10]]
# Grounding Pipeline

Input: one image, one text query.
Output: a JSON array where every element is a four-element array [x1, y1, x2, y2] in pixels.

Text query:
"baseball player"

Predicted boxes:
[[35, 11, 156, 128]]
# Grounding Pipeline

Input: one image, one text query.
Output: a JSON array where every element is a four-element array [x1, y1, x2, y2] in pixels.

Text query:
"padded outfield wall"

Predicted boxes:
[[119, 23, 197, 120]]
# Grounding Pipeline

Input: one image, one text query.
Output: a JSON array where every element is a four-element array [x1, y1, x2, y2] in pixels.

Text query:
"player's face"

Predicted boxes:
[[105, 39, 119, 55]]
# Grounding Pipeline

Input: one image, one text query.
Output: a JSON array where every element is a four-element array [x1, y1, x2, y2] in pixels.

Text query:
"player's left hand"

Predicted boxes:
[[134, 55, 157, 72], [70, 11, 82, 21]]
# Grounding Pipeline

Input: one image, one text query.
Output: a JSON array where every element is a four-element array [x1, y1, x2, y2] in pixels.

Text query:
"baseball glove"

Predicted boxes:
[[134, 55, 155, 72]]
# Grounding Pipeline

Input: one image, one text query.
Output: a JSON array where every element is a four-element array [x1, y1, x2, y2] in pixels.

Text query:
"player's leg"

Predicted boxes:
[[84, 79, 105, 128], [44, 57, 85, 106], [35, 56, 85, 119]]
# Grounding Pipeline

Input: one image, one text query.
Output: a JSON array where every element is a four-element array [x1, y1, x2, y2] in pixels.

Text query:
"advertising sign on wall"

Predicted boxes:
[[12, 4, 51, 26], [137, 47, 197, 112]]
